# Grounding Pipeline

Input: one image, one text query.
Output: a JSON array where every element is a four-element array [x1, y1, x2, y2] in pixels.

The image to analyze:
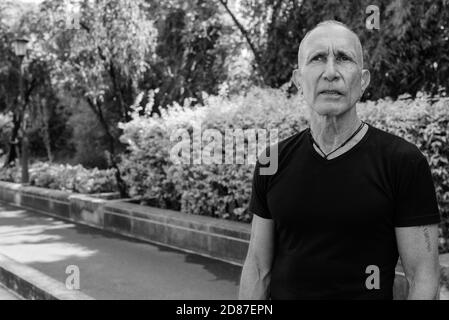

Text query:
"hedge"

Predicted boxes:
[[0, 160, 117, 194], [118, 88, 449, 253]]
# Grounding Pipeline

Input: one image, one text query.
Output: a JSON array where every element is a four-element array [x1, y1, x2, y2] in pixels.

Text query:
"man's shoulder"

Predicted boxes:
[[255, 128, 308, 178], [368, 124, 425, 162], [277, 128, 308, 151], [259, 128, 308, 160]]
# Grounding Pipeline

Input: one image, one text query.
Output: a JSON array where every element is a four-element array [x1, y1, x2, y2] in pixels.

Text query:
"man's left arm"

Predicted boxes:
[[396, 224, 440, 299]]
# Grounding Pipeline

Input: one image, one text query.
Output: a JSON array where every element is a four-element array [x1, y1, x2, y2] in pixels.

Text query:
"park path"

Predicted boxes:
[[0, 201, 241, 300]]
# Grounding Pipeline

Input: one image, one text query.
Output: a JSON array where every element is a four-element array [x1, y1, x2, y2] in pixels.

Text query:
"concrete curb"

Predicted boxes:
[[0, 181, 251, 265], [0, 253, 94, 300]]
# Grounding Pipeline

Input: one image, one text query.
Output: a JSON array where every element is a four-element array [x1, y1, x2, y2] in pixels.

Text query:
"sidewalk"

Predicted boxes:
[[0, 201, 241, 299]]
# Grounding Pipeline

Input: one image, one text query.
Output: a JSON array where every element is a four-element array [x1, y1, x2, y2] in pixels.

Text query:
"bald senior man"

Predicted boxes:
[[239, 20, 441, 300]]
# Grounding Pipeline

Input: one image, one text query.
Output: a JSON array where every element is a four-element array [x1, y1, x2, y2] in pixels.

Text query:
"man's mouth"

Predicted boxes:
[[319, 90, 343, 96]]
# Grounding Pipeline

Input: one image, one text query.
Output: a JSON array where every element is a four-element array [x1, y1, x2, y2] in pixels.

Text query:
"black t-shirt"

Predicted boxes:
[[249, 123, 441, 300]]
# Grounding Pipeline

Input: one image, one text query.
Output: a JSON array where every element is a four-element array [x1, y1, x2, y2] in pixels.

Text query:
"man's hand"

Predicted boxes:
[[396, 224, 440, 299], [238, 214, 275, 300]]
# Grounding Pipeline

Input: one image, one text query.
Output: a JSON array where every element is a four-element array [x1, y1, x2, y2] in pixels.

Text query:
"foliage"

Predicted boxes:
[[39, 0, 158, 105], [233, 0, 449, 100], [119, 87, 449, 253], [66, 98, 110, 168], [0, 112, 13, 153], [46, 96, 77, 161], [0, 159, 20, 182], [0, 1, 68, 163], [141, 0, 241, 110], [29, 0, 160, 193], [0, 160, 117, 194], [3, 0, 448, 166], [119, 87, 307, 220]]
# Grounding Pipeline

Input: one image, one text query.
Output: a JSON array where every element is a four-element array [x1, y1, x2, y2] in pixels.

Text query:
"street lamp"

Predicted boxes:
[[12, 38, 29, 58], [12, 37, 30, 184]]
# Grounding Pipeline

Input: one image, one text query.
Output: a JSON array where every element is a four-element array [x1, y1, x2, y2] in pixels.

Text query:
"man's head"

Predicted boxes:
[[292, 20, 370, 116]]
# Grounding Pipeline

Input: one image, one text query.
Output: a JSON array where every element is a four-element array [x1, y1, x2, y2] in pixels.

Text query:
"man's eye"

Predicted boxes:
[[311, 55, 325, 62], [337, 55, 351, 62]]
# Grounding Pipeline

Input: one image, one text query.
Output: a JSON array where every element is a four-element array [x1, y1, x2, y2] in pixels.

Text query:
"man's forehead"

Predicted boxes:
[[303, 25, 359, 55], [298, 24, 363, 66]]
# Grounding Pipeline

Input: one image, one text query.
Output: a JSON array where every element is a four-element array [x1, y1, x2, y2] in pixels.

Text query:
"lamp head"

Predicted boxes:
[[12, 38, 29, 58]]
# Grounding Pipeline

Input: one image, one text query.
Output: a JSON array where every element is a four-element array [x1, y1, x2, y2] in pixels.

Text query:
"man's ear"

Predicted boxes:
[[292, 69, 301, 90], [361, 69, 371, 93]]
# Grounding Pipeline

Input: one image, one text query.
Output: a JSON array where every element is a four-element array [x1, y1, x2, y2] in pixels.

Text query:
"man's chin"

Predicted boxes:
[[311, 103, 350, 116]]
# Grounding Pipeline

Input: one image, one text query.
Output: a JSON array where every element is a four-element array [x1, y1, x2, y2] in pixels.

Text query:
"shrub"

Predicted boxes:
[[0, 112, 13, 154], [31, 162, 118, 194], [0, 160, 117, 194], [119, 87, 308, 219], [119, 87, 449, 253], [0, 160, 21, 182]]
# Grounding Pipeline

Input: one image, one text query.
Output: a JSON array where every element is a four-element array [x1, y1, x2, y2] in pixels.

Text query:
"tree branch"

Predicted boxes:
[[108, 62, 129, 121], [216, 0, 263, 68], [85, 96, 100, 118], [80, 19, 127, 119], [270, 0, 284, 29], [79, 21, 107, 61]]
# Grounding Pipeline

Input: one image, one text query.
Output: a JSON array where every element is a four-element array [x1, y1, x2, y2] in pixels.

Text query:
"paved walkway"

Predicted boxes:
[[0, 201, 242, 299]]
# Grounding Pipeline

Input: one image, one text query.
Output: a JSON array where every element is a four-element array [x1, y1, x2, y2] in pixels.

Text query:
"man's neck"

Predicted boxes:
[[309, 111, 363, 155]]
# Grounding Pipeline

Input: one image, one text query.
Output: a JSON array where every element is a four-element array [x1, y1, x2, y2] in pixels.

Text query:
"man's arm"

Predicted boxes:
[[395, 224, 440, 299], [238, 214, 275, 300]]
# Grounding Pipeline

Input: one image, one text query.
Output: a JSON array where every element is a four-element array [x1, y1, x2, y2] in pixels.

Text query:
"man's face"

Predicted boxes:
[[293, 25, 370, 116]]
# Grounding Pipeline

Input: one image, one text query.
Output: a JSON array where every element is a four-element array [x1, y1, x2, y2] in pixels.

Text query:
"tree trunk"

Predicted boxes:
[[41, 104, 53, 163], [86, 98, 128, 198], [3, 111, 21, 168], [21, 131, 29, 184], [108, 152, 128, 199]]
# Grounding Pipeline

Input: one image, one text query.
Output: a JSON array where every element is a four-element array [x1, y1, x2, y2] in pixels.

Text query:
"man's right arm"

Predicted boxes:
[[238, 214, 275, 300]]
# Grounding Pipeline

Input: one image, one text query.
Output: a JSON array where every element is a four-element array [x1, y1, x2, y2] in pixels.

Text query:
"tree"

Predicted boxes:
[[37, 0, 158, 196], [142, 0, 233, 111], [0, 2, 52, 171], [367, 0, 449, 99], [219, 0, 449, 100]]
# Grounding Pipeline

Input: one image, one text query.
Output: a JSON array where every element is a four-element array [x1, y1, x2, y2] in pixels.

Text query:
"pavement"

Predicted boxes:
[[0, 201, 242, 300]]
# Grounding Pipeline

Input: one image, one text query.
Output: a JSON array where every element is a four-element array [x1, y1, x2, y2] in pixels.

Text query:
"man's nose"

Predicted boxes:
[[323, 57, 339, 82]]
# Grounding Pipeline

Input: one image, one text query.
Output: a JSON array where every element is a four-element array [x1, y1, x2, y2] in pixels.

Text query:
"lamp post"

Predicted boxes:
[[12, 37, 29, 184]]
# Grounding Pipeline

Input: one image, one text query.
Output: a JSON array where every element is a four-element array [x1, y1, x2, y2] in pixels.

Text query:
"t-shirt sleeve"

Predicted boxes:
[[394, 148, 441, 227], [248, 160, 272, 219]]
